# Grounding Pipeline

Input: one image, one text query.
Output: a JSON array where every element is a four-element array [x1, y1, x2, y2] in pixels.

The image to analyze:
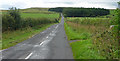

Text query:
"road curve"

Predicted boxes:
[[1, 14, 73, 59]]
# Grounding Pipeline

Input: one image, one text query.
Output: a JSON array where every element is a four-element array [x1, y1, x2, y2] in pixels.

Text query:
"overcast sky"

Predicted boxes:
[[0, 0, 119, 10]]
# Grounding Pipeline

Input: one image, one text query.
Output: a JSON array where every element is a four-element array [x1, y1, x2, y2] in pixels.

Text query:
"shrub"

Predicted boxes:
[[92, 9, 120, 59], [2, 14, 15, 31]]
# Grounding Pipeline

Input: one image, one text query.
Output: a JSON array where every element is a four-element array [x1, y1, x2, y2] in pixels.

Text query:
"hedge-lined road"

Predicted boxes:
[[1, 14, 73, 59]]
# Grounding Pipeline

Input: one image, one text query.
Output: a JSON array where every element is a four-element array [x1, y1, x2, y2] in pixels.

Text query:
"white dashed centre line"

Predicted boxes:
[[25, 53, 33, 59]]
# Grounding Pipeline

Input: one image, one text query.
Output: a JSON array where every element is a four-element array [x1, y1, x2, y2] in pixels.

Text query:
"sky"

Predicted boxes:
[[0, 0, 120, 10]]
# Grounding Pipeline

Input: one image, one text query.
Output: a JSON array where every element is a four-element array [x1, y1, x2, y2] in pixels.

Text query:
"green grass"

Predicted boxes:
[[64, 22, 90, 40], [2, 23, 55, 49], [70, 40, 105, 59], [21, 13, 59, 18], [20, 8, 60, 19], [1, 8, 60, 19], [64, 19, 105, 59]]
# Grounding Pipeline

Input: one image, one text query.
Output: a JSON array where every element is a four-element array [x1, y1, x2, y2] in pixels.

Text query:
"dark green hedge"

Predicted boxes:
[[2, 14, 57, 32]]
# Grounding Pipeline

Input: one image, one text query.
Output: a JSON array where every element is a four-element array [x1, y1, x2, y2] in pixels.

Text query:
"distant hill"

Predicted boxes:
[[1, 7, 49, 12], [20, 7, 49, 13]]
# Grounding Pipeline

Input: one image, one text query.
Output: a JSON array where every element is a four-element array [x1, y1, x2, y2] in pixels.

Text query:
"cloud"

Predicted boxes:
[[0, 0, 119, 10], [46, 2, 74, 5]]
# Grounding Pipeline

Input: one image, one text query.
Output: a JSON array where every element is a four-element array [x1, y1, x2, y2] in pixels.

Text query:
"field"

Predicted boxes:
[[20, 8, 59, 18], [64, 9, 119, 59], [1, 8, 59, 19], [21, 12, 59, 18], [20, 8, 49, 12], [2, 8, 60, 49]]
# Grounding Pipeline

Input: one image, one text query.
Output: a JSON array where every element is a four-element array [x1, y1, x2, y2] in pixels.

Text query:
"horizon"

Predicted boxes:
[[0, 0, 119, 10], [0, 7, 117, 10]]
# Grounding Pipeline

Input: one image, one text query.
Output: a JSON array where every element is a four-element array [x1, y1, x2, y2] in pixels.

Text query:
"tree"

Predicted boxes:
[[8, 7, 21, 30]]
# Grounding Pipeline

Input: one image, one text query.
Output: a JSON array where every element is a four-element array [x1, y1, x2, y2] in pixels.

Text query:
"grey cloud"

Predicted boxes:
[[45, 2, 74, 4], [90, 2, 118, 8], [1, 2, 26, 10], [1, 4, 13, 10]]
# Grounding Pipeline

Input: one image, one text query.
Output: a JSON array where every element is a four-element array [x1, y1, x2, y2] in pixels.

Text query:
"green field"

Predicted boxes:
[[21, 13, 59, 18], [0, 11, 60, 19], [70, 40, 104, 59], [20, 8, 49, 12]]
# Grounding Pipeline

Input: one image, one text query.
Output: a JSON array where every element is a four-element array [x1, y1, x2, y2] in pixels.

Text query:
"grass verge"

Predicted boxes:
[[64, 21, 105, 59], [70, 40, 105, 59]]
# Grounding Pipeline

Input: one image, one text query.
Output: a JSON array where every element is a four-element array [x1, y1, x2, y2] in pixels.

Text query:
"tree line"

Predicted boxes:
[[48, 7, 64, 13], [48, 7, 110, 17]]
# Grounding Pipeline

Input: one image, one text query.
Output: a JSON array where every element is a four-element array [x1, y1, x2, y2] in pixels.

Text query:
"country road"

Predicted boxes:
[[1, 14, 73, 60]]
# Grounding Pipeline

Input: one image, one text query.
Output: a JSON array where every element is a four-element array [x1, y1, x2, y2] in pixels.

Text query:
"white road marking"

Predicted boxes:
[[40, 41, 45, 46], [25, 52, 33, 59]]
